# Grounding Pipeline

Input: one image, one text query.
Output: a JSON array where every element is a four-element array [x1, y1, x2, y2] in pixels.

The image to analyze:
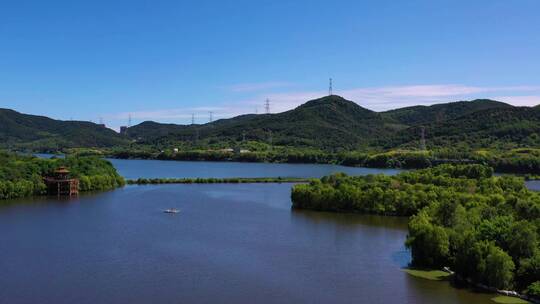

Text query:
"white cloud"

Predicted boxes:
[[104, 104, 252, 129], [346, 85, 540, 98], [224, 81, 292, 92], [493, 95, 540, 107], [109, 106, 226, 121]]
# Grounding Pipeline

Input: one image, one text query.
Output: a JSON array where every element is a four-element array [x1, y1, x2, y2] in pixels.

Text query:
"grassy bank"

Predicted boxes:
[[492, 296, 530, 304], [403, 268, 451, 281]]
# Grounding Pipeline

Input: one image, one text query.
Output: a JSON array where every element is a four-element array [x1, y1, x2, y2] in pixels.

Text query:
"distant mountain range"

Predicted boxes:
[[128, 95, 540, 150], [394, 105, 540, 149], [0, 108, 128, 150], [128, 95, 389, 149], [381, 99, 512, 126], [2, 95, 539, 151]]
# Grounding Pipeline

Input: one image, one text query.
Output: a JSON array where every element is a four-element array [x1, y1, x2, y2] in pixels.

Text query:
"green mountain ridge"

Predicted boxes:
[[393, 106, 540, 149], [380, 99, 512, 126], [1, 96, 539, 151], [129, 95, 391, 150], [0, 108, 128, 150]]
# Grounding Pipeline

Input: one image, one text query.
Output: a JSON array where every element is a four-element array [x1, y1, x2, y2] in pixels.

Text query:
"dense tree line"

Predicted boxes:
[[0, 151, 125, 200], [291, 164, 540, 297]]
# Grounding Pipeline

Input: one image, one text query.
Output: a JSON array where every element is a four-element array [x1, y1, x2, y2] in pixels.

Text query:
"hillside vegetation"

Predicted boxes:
[[0, 108, 128, 150], [392, 106, 540, 150], [381, 99, 511, 126], [3, 96, 540, 159], [128, 95, 392, 150], [127, 96, 539, 151]]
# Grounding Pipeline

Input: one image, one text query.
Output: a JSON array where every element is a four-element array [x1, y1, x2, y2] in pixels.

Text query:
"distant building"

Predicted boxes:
[[173, 148, 179, 153], [120, 126, 128, 135], [233, 147, 251, 154], [44, 167, 79, 196]]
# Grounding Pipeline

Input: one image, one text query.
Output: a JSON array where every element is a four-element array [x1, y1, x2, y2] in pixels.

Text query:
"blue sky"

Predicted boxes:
[[1, 0, 540, 129]]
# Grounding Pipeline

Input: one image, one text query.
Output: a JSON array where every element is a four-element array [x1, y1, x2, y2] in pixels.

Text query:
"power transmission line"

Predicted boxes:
[[265, 99, 270, 114], [420, 126, 426, 151], [329, 78, 333, 96]]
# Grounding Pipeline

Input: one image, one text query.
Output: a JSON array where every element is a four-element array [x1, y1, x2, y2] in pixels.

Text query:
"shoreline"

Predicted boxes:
[[404, 268, 538, 304], [126, 177, 311, 185], [108, 154, 540, 176], [32, 151, 540, 176]]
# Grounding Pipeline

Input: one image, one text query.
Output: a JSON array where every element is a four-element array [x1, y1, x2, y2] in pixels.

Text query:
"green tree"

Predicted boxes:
[[517, 252, 540, 291], [406, 212, 449, 268], [525, 281, 540, 298], [507, 221, 538, 262], [485, 244, 515, 289]]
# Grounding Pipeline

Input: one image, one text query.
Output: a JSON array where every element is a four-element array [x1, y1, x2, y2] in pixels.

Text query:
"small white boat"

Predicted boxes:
[[163, 208, 180, 214]]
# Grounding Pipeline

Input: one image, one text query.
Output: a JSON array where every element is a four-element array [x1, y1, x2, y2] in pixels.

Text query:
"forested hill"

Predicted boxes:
[[391, 106, 540, 149], [128, 95, 394, 149], [380, 99, 511, 126], [0, 108, 128, 150], [2, 96, 539, 151], [128, 96, 536, 150]]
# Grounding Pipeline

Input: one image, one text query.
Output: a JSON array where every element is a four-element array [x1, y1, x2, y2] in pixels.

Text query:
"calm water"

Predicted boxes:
[[106, 158, 402, 179], [105, 158, 540, 191], [0, 183, 496, 304], [527, 180, 540, 191], [2, 157, 523, 303], [35, 155, 538, 191], [33, 153, 65, 159]]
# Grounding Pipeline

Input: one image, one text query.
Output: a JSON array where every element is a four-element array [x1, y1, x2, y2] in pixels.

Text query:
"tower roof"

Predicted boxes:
[[55, 167, 70, 174]]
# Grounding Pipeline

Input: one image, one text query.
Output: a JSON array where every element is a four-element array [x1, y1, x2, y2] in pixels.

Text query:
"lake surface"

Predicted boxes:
[[106, 158, 540, 191], [106, 158, 402, 179], [0, 183, 497, 304], [527, 180, 540, 191], [2, 157, 527, 303], [34, 155, 538, 191]]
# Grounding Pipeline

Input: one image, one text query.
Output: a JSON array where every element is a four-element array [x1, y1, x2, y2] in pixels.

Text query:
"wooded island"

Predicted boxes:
[[292, 165, 540, 300]]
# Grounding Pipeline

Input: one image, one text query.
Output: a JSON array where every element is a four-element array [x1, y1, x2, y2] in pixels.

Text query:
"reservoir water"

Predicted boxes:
[[0, 158, 521, 303], [0, 183, 498, 304], [527, 180, 540, 191], [105, 158, 540, 192], [36, 155, 539, 191], [106, 158, 402, 179]]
